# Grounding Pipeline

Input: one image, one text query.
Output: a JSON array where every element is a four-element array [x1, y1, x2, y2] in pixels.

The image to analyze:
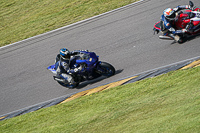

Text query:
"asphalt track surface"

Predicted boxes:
[[0, 0, 200, 116]]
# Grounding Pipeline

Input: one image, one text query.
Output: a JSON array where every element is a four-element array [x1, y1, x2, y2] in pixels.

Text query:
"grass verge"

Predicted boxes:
[[0, 67, 200, 133], [0, 0, 138, 47]]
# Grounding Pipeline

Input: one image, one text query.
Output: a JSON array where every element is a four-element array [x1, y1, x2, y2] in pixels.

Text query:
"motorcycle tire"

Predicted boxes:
[[57, 81, 79, 88], [97, 62, 115, 77]]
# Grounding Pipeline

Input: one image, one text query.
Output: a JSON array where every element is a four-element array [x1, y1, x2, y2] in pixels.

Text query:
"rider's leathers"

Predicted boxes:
[[160, 5, 190, 36], [55, 50, 87, 85]]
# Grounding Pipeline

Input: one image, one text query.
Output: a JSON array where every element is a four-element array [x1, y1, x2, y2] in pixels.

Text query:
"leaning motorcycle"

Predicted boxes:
[[47, 51, 115, 88], [153, 1, 200, 42]]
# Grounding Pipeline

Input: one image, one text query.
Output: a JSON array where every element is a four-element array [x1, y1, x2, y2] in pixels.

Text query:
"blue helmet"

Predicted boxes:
[[60, 48, 70, 60]]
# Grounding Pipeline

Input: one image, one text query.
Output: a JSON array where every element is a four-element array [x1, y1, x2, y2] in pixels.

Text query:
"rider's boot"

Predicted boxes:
[[174, 35, 183, 43]]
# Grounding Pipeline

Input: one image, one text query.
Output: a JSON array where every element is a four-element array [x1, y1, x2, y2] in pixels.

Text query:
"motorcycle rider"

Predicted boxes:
[[161, 4, 193, 43], [54, 48, 88, 87]]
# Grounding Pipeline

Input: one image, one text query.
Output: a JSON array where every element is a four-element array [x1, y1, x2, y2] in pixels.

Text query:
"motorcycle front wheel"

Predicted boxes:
[[96, 62, 115, 77]]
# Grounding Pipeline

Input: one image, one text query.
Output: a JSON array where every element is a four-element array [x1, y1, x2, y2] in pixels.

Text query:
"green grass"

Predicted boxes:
[[0, 67, 200, 133], [1, 0, 200, 132], [0, 0, 138, 47]]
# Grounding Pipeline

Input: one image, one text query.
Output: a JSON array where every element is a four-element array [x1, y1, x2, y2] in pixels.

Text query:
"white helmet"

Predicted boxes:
[[163, 8, 175, 20]]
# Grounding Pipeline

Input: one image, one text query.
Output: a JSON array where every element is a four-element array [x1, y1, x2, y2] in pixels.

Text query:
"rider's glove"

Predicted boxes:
[[77, 65, 85, 73], [74, 68, 79, 72], [67, 68, 78, 74], [67, 69, 72, 74], [67, 65, 84, 74], [188, 5, 195, 11]]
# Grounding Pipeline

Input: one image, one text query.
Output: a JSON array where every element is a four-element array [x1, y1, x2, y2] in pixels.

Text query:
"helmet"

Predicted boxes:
[[60, 48, 70, 60], [163, 8, 175, 20]]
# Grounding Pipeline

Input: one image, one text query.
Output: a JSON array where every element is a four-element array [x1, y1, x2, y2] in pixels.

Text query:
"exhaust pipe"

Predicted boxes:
[[159, 35, 173, 40], [53, 76, 66, 82]]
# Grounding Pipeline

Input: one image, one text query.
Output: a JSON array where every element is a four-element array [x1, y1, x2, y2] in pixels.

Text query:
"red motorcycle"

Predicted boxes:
[[153, 1, 200, 42]]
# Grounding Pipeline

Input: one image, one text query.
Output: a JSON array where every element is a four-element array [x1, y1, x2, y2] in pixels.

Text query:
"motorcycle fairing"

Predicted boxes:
[[153, 21, 161, 34], [76, 52, 99, 68], [154, 21, 161, 31], [175, 10, 200, 32], [47, 64, 56, 74]]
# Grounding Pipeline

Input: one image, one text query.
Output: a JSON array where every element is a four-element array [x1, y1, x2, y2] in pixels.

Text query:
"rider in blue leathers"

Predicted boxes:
[[161, 4, 192, 42], [54, 48, 88, 87]]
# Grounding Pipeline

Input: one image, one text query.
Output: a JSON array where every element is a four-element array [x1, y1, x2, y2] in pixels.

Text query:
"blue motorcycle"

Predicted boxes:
[[47, 51, 115, 88]]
